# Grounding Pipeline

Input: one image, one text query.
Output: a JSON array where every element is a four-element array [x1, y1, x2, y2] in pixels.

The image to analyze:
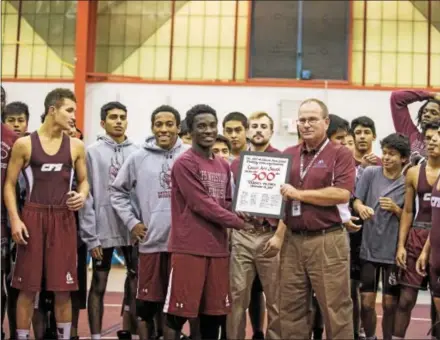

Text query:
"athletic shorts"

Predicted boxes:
[[399, 227, 430, 290], [137, 252, 171, 302], [12, 203, 78, 292], [163, 253, 231, 318], [92, 245, 137, 274], [349, 230, 362, 281], [360, 260, 399, 296]]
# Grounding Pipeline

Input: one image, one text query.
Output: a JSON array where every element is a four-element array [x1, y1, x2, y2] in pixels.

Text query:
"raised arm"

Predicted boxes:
[[172, 160, 245, 230], [390, 90, 433, 136]]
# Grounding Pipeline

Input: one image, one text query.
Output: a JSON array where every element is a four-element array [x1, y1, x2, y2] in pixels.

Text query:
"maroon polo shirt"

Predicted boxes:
[[283, 138, 356, 231]]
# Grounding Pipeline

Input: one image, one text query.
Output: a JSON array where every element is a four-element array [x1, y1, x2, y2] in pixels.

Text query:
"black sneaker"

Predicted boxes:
[[70, 337, 80, 340], [252, 331, 265, 340], [117, 330, 132, 340]]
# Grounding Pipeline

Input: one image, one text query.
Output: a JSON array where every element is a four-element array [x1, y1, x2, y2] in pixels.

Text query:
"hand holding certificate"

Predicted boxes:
[[232, 151, 292, 219]]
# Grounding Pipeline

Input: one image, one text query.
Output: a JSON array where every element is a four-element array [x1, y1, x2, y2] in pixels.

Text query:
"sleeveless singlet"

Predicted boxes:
[[23, 132, 74, 206], [430, 176, 440, 270], [414, 163, 434, 225]]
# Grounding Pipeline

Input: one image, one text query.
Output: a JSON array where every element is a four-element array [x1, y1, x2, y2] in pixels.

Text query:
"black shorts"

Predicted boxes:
[[92, 246, 137, 274], [360, 260, 400, 297], [349, 230, 362, 281]]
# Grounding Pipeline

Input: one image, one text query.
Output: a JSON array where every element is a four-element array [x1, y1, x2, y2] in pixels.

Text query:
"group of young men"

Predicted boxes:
[[0, 86, 440, 340]]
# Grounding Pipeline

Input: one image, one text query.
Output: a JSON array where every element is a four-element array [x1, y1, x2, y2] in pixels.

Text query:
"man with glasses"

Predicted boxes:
[[273, 98, 355, 339]]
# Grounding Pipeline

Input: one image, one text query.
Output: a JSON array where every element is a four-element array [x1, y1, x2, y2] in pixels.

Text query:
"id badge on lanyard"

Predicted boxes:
[[291, 139, 330, 217]]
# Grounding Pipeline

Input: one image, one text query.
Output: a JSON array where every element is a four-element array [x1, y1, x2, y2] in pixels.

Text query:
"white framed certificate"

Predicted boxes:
[[232, 151, 292, 219]]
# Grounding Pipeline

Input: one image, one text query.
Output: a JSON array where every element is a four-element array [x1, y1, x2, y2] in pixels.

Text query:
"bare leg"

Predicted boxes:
[[381, 294, 398, 340], [393, 287, 418, 338], [87, 270, 110, 336], [360, 292, 376, 339], [54, 291, 72, 340], [15, 291, 35, 339]]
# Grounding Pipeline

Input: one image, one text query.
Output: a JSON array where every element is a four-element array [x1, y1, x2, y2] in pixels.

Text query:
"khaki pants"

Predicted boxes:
[[280, 228, 353, 339], [226, 229, 281, 340]]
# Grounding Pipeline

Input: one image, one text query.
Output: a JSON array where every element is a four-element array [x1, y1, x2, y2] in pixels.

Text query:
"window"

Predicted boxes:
[[95, 0, 248, 82], [249, 0, 349, 81], [1, 0, 76, 79], [352, 0, 439, 87]]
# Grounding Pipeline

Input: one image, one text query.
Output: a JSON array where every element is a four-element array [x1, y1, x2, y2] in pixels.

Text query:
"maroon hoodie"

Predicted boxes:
[[390, 90, 432, 156], [169, 148, 245, 257]]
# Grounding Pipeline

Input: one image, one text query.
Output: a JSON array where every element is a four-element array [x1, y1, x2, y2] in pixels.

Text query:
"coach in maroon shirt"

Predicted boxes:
[[277, 98, 356, 339]]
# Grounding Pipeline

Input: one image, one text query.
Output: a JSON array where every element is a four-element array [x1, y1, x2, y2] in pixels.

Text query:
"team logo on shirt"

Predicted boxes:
[[108, 156, 122, 189], [423, 193, 432, 201], [41, 163, 63, 172], [158, 163, 172, 198], [312, 159, 327, 169]]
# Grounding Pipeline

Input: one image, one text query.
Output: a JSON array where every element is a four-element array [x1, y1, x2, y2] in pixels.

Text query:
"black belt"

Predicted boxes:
[[245, 225, 277, 234], [292, 224, 344, 237]]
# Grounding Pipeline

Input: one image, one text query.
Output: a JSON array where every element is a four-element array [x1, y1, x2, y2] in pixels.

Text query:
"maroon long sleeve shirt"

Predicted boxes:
[[169, 148, 245, 257]]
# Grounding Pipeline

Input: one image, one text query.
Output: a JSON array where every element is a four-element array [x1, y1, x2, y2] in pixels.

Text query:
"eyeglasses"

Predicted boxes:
[[296, 118, 322, 126]]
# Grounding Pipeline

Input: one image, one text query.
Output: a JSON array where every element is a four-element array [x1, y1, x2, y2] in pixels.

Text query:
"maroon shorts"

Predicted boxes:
[[163, 253, 231, 318], [399, 254, 429, 290], [137, 252, 171, 302], [399, 227, 430, 290], [12, 203, 78, 292]]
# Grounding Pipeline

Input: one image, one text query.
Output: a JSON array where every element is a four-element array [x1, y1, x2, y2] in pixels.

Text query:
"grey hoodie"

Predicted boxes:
[[79, 135, 139, 250], [110, 136, 189, 254]]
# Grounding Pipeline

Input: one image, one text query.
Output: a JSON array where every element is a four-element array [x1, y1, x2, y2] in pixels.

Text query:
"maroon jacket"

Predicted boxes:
[[169, 148, 245, 257]]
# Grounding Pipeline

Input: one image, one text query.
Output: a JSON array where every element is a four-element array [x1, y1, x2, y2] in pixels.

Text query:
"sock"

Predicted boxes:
[[56, 322, 72, 340], [16, 329, 29, 340], [91, 334, 101, 340]]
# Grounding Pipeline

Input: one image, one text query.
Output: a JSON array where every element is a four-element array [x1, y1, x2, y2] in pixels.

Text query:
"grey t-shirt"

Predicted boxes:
[[355, 166, 405, 264]]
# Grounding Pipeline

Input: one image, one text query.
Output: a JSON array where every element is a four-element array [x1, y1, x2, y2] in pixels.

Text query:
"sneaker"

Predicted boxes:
[[117, 330, 132, 340], [358, 328, 366, 340], [252, 331, 265, 340]]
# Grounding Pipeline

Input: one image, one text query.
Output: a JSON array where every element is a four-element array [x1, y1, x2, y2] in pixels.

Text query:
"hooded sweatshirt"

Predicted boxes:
[[110, 136, 189, 254], [79, 135, 139, 250]]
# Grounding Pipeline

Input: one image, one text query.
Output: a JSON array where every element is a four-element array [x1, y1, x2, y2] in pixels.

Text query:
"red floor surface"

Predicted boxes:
[[3, 292, 435, 339]]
